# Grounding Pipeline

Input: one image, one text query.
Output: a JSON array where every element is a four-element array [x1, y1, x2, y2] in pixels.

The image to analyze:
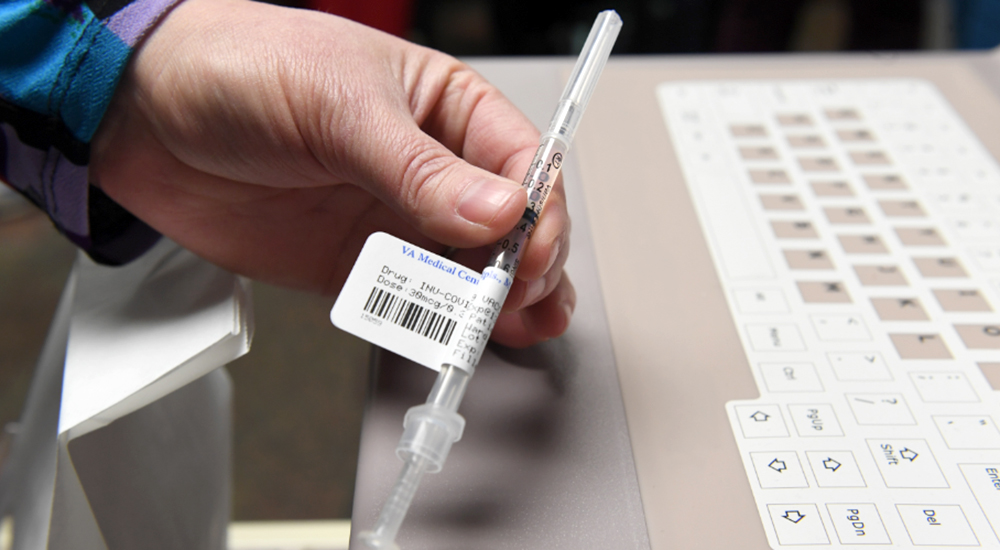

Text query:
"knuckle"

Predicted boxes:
[[395, 138, 458, 217]]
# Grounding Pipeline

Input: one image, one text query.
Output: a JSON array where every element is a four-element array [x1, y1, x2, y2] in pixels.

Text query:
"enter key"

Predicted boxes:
[[959, 464, 1000, 541]]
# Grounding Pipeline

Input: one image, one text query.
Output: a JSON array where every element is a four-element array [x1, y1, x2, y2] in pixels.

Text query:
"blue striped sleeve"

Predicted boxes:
[[0, 0, 179, 264]]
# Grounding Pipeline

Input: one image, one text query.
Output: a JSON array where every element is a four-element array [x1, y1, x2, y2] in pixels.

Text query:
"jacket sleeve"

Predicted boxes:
[[0, 0, 182, 265]]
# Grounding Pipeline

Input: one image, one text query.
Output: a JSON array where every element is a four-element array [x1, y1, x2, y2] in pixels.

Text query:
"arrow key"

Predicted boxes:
[[768, 504, 830, 545], [734, 404, 789, 438], [751, 451, 808, 488], [806, 451, 866, 487]]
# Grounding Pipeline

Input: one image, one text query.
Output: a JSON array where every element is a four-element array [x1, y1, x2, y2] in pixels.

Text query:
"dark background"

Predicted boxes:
[[300, 0, 1000, 56], [3, 0, 1000, 525]]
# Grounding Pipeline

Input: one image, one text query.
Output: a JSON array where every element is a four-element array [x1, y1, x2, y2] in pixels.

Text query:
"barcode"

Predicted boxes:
[[364, 287, 457, 346]]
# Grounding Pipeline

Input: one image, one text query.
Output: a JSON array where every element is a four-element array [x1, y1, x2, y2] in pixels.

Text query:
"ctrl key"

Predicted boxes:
[[767, 504, 830, 545], [896, 505, 979, 546]]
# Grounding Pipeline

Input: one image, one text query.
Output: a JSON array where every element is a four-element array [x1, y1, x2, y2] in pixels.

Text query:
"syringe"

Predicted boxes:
[[359, 10, 622, 549]]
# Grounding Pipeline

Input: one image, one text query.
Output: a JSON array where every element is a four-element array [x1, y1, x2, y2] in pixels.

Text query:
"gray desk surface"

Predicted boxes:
[[351, 51, 1000, 550]]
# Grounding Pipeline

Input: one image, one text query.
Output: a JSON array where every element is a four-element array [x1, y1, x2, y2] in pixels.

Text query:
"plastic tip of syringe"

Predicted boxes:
[[359, 530, 401, 550], [561, 10, 622, 109]]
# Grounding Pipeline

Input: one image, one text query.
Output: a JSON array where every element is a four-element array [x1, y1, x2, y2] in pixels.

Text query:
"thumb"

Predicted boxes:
[[352, 115, 528, 249]]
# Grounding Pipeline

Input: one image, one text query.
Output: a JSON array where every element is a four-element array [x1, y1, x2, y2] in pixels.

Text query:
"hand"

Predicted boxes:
[[90, 0, 574, 347]]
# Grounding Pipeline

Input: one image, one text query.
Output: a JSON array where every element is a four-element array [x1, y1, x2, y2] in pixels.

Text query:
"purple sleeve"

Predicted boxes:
[[1, 0, 183, 264]]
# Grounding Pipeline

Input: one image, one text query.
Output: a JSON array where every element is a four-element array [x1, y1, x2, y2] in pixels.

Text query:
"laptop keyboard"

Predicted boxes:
[[657, 80, 1000, 548]]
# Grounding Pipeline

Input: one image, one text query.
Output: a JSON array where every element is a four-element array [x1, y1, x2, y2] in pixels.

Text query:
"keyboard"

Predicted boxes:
[[658, 80, 1000, 548]]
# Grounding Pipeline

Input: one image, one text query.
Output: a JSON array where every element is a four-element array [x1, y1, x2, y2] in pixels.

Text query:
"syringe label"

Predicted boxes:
[[331, 232, 510, 373], [439, 266, 511, 371], [361, 287, 458, 346]]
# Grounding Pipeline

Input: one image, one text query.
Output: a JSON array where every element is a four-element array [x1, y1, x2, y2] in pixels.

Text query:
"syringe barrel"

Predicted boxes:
[[426, 363, 471, 410]]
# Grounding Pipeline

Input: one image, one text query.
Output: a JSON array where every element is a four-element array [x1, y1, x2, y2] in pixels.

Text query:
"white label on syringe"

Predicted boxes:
[[330, 232, 510, 373], [440, 266, 511, 371]]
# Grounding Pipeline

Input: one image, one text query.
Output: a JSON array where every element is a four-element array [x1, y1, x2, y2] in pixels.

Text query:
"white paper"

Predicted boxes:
[[0, 238, 252, 550]]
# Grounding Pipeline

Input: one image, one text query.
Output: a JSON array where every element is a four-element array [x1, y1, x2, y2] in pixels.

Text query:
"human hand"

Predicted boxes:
[[90, 0, 574, 347]]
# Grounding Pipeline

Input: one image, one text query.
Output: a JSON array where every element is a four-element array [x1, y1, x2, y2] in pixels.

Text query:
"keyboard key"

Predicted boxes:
[[952, 216, 1000, 239], [809, 453, 867, 488], [810, 180, 853, 196], [783, 250, 834, 270], [749, 168, 791, 184], [932, 190, 976, 208], [827, 352, 893, 381], [759, 194, 804, 211], [734, 404, 789, 438], [863, 173, 908, 190], [895, 227, 946, 246], [747, 324, 806, 351], [777, 113, 813, 126], [839, 234, 888, 254], [871, 297, 929, 321], [825, 206, 871, 224], [847, 393, 915, 425], [911, 372, 979, 402], [811, 314, 870, 340], [759, 362, 823, 392], [978, 362, 1000, 390], [959, 464, 1000, 537], [788, 404, 844, 436], [934, 415, 1000, 449], [798, 156, 839, 172], [896, 505, 978, 546], [854, 264, 908, 286], [787, 134, 825, 148], [730, 123, 767, 137], [750, 451, 808, 488], [767, 504, 830, 546], [880, 199, 926, 218], [771, 220, 819, 239], [850, 150, 891, 166], [954, 323, 1000, 349], [970, 246, 1000, 271], [836, 128, 875, 142], [826, 504, 890, 545], [825, 108, 861, 121], [933, 289, 991, 311], [733, 289, 790, 313], [913, 257, 967, 278], [890, 333, 952, 359], [867, 439, 948, 488], [740, 146, 779, 160], [798, 281, 851, 303]]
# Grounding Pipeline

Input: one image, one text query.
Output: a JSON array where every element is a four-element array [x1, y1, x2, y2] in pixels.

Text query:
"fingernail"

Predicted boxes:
[[523, 277, 546, 306], [544, 240, 561, 274], [562, 302, 574, 324], [559, 288, 576, 321], [457, 179, 521, 226]]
